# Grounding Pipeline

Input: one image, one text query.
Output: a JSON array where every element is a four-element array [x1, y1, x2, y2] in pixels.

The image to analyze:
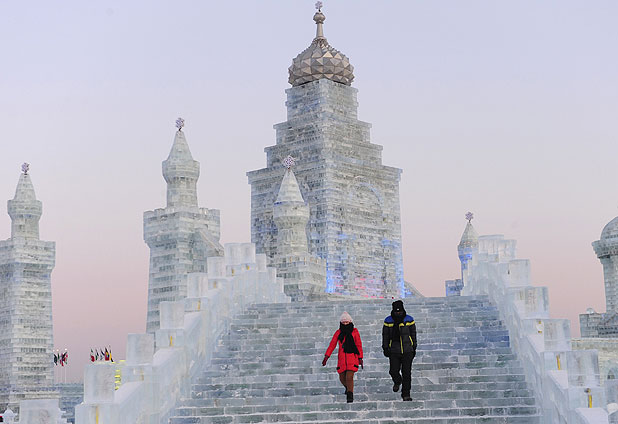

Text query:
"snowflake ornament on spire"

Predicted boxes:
[[465, 212, 474, 223], [282, 155, 297, 170], [21, 162, 30, 175], [315, 1, 323, 11], [175, 117, 185, 131]]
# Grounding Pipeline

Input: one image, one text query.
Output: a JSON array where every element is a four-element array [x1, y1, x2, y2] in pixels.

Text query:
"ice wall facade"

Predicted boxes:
[[247, 79, 404, 299], [0, 170, 57, 411], [144, 128, 223, 333]]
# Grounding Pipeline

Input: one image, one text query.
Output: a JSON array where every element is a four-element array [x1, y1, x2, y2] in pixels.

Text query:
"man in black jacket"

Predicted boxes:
[[382, 300, 417, 401]]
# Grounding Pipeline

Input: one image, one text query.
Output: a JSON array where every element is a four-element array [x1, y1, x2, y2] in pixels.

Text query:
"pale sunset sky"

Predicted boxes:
[[1, 1, 617, 381]]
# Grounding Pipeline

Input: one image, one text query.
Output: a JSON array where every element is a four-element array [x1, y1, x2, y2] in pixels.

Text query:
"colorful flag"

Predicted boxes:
[[90, 349, 95, 362]]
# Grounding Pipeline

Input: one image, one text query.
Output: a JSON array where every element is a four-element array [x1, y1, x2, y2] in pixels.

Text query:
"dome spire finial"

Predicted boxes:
[[282, 155, 297, 170], [313, 2, 325, 39], [175, 117, 185, 132]]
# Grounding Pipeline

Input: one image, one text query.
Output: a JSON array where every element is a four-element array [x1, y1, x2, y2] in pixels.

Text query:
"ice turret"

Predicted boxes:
[[273, 167, 310, 256], [8, 163, 42, 239], [271, 157, 326, 301], [593, 216, 618, 314], [456, 213, 479, 291], [162, 119, 200, 208], [144, 119, 222, 333], [0, 163, 56, 410]]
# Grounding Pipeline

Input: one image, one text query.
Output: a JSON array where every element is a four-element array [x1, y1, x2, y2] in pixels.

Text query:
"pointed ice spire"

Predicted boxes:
[[275, 169, 305, 204], [162, 118, 200, 208], [8, 163, 43, 239], [459, 212, 478, 248]]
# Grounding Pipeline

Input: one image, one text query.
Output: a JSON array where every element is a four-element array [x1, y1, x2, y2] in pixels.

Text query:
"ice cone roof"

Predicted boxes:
[[13, 173, 38, 202], [459, 222, 478, 247], [166, 130, 195, 162], [275, 169, 305, 204]]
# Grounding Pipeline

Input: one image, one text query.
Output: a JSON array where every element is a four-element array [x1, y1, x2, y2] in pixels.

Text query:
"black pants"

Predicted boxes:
[[389, 352, 414, 396]]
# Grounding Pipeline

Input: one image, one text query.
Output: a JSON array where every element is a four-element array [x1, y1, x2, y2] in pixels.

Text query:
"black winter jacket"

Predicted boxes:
[[382, 314, 417, 356]]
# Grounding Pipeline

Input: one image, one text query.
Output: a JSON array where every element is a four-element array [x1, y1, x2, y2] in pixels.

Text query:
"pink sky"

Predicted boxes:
[[1, 1, 617, 381]]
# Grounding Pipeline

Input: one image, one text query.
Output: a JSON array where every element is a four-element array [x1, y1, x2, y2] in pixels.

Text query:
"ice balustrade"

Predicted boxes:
[[462, 235, 609, 424], [73, 243, 289, 424]]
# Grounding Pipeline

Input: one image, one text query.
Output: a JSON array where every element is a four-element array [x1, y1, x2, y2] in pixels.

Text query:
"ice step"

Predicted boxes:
[[168, 297, 542, 423]]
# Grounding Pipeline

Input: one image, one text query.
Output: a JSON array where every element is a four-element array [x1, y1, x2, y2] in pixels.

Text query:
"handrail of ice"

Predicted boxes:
[[461, 235, 609, 424], [74, 242, 289, 424]]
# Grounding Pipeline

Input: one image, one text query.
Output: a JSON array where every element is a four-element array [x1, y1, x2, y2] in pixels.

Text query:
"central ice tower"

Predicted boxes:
[[247, 5, 405, 298]]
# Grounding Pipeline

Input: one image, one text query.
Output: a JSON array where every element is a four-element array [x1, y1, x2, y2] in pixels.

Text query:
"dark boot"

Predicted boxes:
[[402, 393, 412, 401], [346, 391, 354, 403], [393, 382, 400, 392]]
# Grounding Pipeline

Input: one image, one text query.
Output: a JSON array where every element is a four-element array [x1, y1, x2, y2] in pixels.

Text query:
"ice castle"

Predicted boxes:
[[0, 4, 615, 424]]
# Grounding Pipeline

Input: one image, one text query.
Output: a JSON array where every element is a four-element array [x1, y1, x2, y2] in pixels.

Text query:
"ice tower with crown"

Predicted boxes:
[[144, 119, 223, 333], [247, 4, 408, 298], [0, 164, 57, 411]]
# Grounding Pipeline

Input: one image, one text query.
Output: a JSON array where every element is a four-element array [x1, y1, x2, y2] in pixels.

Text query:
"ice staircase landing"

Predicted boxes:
[[169, 296, 542, 423]]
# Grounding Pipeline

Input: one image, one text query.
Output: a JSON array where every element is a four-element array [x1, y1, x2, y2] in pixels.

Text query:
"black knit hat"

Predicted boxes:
[[392, 300, 405, 312]]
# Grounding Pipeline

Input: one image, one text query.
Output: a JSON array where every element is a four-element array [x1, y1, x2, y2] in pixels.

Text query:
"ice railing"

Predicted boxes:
[[74, 243, 289, 424], [462, 235, 609, 424]]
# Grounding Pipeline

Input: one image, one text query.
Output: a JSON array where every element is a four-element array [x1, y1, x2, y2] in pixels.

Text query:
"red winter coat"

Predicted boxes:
[[325, 328, 363, 374]]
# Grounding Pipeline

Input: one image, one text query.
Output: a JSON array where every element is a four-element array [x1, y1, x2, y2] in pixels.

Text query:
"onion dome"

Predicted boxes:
[[288, 5, 354, 87]]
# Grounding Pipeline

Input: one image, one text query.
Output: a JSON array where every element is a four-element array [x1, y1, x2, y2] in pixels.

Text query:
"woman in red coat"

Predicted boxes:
[[322, 311, 363, 403]]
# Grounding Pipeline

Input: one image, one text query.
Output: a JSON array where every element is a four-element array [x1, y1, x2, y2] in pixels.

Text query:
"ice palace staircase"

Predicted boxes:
[[169, 296, 542, 423]]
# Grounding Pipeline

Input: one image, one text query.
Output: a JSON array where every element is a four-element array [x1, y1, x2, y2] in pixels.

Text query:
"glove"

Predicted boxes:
[[322, 356, 328, 366], [359, 358, 364, 369], [383, 349, 390, 357]]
